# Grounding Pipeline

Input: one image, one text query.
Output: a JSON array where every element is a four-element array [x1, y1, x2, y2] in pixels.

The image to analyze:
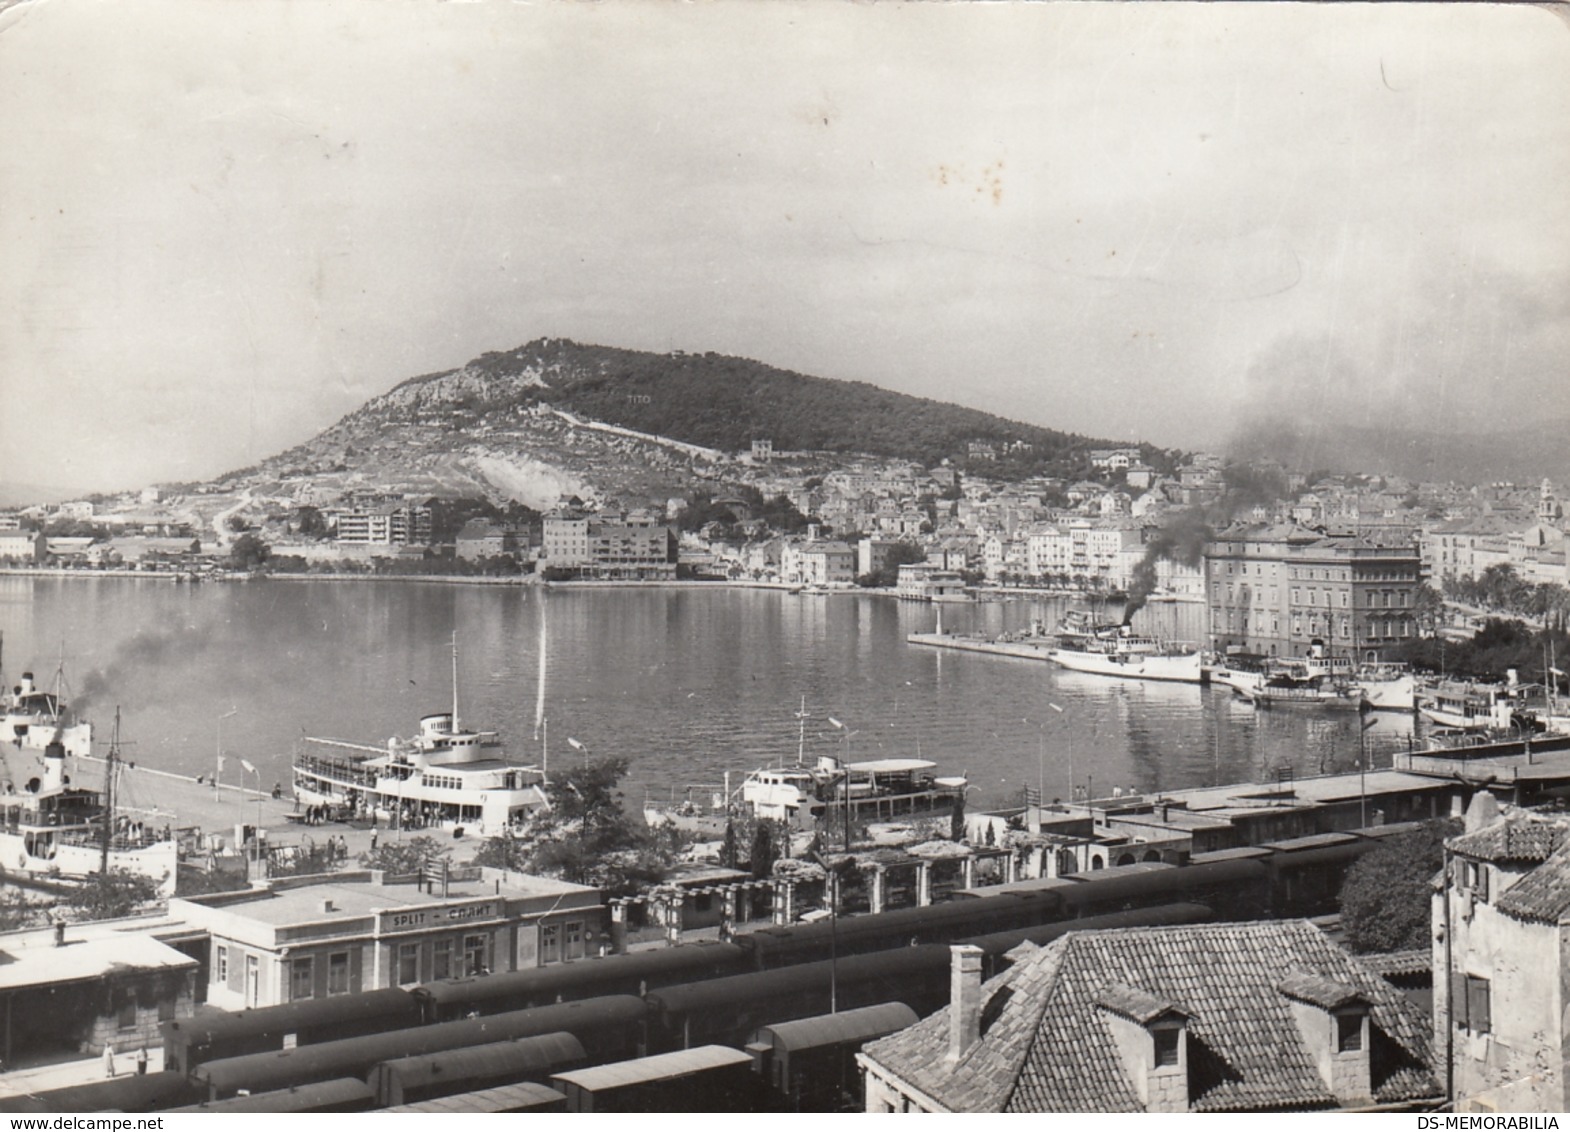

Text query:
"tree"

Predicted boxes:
[[720, 820, 740, 870], [0, 887, 45, 931], [750, 821, 777, 880], [295, 505, 327, 537], [1339, 818, 1461, 953], [471, 758, 679, 897], [66, 868, 164, 921], [1411, 583, 1445, 638], [360, 835, 450, 876], [228, 532, 271, 571]]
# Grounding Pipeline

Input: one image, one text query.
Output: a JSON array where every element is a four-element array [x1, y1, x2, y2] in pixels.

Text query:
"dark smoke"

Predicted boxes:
[[1122, 462, 1292, 623], [72, 623, 211, 716]]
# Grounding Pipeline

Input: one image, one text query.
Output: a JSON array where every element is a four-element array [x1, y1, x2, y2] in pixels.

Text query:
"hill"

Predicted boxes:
[[232, 339, 1162, 509], [343, 338, 1140, 474]]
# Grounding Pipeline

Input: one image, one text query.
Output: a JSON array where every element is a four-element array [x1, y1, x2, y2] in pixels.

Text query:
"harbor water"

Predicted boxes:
[[0, 577, 1421, 816]]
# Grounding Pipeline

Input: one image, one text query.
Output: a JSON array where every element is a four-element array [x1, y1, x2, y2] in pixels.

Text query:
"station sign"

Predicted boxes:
[[378, 901, 499, 934]]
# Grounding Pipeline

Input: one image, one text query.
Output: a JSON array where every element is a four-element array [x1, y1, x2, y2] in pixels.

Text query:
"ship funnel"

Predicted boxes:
[[42, 739, 66, 791]]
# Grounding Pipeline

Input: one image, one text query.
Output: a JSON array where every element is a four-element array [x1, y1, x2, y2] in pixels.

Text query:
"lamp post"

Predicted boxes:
[[827, 718, 857, 850], [240, 759, 260, 873], [215, 708, 237, 795]]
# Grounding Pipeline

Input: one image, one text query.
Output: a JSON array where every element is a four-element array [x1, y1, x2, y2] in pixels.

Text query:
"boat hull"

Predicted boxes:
[[0, 831, 177, 895], [1049, 648, 1204, 684], [1359, 674, 1416, 712]]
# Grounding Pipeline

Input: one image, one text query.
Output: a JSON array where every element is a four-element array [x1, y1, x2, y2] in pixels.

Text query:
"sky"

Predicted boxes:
[[2, 0, 1568, 494]]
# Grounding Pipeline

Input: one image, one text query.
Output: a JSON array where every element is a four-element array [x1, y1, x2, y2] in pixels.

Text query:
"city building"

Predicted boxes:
[[858, 923, 1439, 1112], [454, 519, 520, 560], [541, 510, 675, 579], [895, 563, 967, 601], [170, 868, 605, 1010], [1205, 523, 1422, 660], [334, 502, 432, 547], [0, 919, 199, 1066], [1435, 796, 1570, 1113], [0, 530, 46, 562]]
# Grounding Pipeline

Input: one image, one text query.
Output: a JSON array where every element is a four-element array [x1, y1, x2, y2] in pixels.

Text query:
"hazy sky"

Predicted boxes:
[[3, 1, 1568, 493]]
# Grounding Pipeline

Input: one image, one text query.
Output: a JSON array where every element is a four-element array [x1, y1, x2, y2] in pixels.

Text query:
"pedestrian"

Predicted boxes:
[[136, 1046, 148, 1076], [370, 828, 379, 852], [103, 1043, 116, 1078]]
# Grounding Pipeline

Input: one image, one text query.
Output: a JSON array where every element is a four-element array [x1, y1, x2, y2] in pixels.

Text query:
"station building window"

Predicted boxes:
[[328, 951, 349, 996], [290, 956, 314, 1001], [398, 942, 420, 985]]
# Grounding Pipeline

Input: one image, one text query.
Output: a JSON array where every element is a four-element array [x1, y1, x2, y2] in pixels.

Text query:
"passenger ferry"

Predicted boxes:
[[1049, 625, 1204, 684], [1418, 676, 1543, 733], [743, 756, 967, 829], [0, 734, 176, 894], [292, 643, 550, 837]]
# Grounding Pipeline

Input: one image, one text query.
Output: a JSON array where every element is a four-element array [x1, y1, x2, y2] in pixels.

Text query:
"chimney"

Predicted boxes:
[[946, 944, 984, 1063], [1463, 792, 1499, 834], [42, 740, 66, 792], [53, 920, 65, 948]]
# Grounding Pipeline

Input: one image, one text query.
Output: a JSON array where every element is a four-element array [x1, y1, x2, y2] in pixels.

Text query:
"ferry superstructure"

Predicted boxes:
[[293, 641, 549, 837]]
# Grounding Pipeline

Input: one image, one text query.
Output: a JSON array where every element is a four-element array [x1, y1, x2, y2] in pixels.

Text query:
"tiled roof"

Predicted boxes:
[[1095, 985, 1190, 1024], [1276, 973, 1368, 1011], [1496, 841, 1570, 925], [861, 921, 1439, 1113], [1447, 815, 1570, 863], [1357, 950, 1432, 979]]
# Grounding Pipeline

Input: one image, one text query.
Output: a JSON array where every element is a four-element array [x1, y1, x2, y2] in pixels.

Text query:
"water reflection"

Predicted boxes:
[[2, 579, 1418, 811]]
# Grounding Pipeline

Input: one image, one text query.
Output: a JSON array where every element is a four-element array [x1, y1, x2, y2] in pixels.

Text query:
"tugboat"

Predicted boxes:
[[293, 638, 550, 837]]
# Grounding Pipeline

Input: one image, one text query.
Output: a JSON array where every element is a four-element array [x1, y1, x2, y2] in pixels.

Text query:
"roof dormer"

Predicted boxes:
[[1095, 985, 1193, 1113], [1277, 973, 1372, 1104]]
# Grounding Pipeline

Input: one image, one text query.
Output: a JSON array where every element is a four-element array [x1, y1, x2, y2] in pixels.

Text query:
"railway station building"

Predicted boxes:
[[170, 867, 604, 1010]]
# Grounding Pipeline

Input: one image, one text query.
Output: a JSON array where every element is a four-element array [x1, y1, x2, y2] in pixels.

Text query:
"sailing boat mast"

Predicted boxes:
[[533, 612, 549, 785], [450, 631, 460, 734], [101, 708, 120, 876], [795, 696, 808, 767]]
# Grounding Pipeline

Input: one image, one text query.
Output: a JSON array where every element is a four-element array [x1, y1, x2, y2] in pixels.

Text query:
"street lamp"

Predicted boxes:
[[827, 718, 857, 850], [239, 758, 260, 874], [215, 708, 238, 795]]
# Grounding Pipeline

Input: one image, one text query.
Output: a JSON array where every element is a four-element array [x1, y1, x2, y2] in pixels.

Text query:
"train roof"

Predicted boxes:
[[381, 1082, 567, 1113], [646, 946, 948, 1015], [161, 987, 420, 1045], [167, 1077, 374, 1113], [959, 902, 1214, 955], [749, 1002, 918, 1054], [0, 1071, 196, 1114], [551, 1045, 753, 1094], [195, 996, 645, 1096], [414, 941, 744, 1005], [375, 1031, 585, 1090]]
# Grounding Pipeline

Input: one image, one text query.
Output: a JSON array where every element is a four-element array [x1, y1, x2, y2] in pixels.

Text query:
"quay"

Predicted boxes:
[[57, 756, 392, 875], [905, 630, 1057, 662]]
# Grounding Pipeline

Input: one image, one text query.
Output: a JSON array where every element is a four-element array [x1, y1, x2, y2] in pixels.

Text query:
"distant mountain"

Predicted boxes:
[[239, 339, 1160, 509], [0, 482, 76, 508]]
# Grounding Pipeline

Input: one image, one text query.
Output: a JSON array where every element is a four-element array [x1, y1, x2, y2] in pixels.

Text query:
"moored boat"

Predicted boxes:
[[1249, 675, 1363, 712], [1417, 676, 1542, 732], [1048, 625, 1204, 684], [3, 668, 93, 758], [1357, 663, 1417, 712], [293, 640, 549, 837], [0, 732, 177, 895]]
